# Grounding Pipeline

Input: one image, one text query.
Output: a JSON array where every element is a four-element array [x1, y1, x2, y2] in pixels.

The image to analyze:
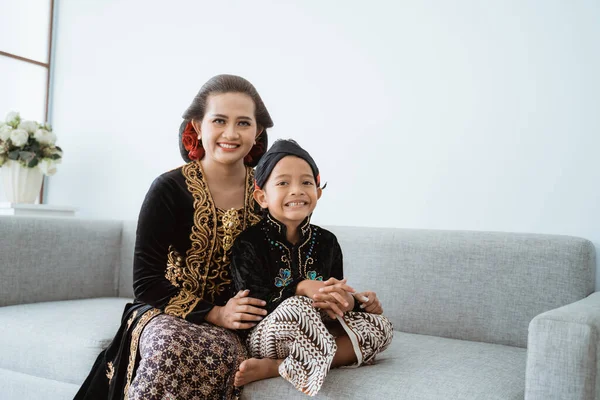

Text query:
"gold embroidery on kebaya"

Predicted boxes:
[[165, 246, 184, 287], [164, 290, 201, 318], [106, 361, 115, 383], [163, 161, 214, 314], [210, 208, 244, 298], [221, 208, 241, 262], [245, 167, 262, 227], [165, 163, 260, 313], [126, 310, 138, 330], [123, 308, 161, 399]]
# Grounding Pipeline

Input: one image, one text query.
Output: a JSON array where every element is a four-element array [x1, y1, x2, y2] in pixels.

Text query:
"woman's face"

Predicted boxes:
[[192, 92, 259, 166]]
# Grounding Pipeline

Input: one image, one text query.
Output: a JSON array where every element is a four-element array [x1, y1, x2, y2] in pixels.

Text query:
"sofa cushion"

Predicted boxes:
[[0, 368, 79, 400], [329, 226, 595, 348], [243, 331, 526, 400], [119, 220, 137, 298], [0, 297, 131, 385], [0, 217, 123, 307]]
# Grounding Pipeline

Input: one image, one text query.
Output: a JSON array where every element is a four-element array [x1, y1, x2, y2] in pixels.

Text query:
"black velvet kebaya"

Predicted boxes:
[[132, 163, 260, 323]]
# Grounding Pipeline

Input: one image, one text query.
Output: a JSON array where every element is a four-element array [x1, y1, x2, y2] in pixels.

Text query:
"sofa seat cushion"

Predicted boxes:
[[0, 297, 131, 385], [243, 331, 526, 400], [0, 368, 79, 400]]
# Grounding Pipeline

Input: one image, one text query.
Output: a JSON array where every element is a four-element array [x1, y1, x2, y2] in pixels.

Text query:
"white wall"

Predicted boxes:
[[48, 0, 600, 286]]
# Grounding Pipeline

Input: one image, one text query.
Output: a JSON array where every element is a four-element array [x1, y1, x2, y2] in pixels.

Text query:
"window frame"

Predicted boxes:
[[0, 0, 55, 203]]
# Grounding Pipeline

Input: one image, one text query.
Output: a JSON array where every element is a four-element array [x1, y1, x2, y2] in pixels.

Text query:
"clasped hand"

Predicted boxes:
[[311, 278, 384, 318], [310, 278, 355, 319]]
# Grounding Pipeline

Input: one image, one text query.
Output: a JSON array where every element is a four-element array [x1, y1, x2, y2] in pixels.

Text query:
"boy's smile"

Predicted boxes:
[[254, 155, 322, 241]]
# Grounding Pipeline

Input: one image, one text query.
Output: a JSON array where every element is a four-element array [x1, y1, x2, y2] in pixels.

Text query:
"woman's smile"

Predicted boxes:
[[217, 142, 241, 151]]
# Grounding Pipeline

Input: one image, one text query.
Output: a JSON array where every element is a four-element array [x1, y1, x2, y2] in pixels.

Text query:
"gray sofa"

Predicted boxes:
[[0, 216, 597, 400]]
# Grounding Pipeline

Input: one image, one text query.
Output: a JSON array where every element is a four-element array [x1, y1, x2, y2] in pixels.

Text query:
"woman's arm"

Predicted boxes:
[[205, 289, 266, 329], [132, 176, 215, 324]]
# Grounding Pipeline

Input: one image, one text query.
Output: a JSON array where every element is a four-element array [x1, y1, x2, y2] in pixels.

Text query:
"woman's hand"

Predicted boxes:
[[206, 289, 267, 329], [353, 290, 383, 314]]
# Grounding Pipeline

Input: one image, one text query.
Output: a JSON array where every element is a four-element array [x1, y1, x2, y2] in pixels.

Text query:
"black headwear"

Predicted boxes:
[[254, 139, 320, 189]]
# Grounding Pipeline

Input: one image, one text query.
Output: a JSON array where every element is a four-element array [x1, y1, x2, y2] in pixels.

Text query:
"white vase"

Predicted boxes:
[[1, 160, 44, 204]]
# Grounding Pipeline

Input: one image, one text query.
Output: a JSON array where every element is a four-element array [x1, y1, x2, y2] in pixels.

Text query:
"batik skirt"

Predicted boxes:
[[75, 303, 247, 400]]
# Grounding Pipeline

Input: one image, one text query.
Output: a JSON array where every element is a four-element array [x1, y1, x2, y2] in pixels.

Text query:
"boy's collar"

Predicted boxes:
[[265, 212, 312, 242]]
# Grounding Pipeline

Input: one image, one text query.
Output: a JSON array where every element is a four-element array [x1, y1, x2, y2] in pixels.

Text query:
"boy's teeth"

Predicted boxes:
[[287, 202, 306, 206]]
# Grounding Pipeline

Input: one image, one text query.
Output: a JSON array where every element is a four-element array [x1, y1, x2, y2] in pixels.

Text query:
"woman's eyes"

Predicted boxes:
[[212, 119, 251, 126], [276, 182, 289, 186]]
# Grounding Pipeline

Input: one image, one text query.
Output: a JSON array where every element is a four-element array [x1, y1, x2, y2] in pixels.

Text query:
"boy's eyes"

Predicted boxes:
[[275, 180, 314, 186]]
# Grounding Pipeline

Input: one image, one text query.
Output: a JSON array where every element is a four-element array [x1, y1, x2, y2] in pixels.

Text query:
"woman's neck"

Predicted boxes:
[[200, 158, 247, 210], [200, 158, 246, 185]]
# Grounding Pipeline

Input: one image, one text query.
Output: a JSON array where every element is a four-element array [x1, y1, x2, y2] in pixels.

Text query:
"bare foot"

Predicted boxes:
[[234, 358, 281, 387]]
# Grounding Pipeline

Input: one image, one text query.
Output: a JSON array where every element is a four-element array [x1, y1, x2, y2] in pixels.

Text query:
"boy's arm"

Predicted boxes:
[[295, 233, 343, 300], [230, 237, 301, 314]]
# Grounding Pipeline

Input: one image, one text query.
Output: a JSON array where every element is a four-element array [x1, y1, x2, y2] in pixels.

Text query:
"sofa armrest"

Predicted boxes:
[[526, 292, 600, 400]]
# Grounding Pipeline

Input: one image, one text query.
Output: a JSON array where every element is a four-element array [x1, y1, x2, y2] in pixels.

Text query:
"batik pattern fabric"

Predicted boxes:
[[247, 296, 394, 396], [127, 314, 247, 400]]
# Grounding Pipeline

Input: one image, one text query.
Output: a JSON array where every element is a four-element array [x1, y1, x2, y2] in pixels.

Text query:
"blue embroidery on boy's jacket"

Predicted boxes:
[[275, 268, 292, 287], [306, 270, 323, 281]]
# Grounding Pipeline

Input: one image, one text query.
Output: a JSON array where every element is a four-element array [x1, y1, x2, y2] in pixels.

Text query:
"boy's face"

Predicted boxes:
[[254, 156, 322, 228]]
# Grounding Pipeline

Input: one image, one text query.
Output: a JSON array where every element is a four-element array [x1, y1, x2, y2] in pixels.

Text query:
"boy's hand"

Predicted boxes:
[[311, 296, 349, 318], [319, 278, 355, 304], [312, 278, 355, 317], [296, 279, 326, 299], [354, 291, 383, 314], [297, 278, 350, 318]]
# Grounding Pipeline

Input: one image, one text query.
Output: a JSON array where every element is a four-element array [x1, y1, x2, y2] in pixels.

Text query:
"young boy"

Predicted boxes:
[[230, 139, 393, 396]]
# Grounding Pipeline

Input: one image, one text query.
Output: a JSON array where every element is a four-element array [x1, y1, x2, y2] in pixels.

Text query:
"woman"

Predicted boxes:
[[75, 74, 273, 400]]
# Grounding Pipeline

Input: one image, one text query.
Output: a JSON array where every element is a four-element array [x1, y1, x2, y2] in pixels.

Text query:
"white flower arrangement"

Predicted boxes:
[[0, 112, 62, 176]]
